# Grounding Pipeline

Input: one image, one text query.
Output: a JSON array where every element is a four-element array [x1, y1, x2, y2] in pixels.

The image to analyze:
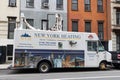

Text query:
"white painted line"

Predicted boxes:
[[44, 79, 60, 80], [44, 76, 120, 80], [0, 75, 19, 78], [0, 74, 29, 78]]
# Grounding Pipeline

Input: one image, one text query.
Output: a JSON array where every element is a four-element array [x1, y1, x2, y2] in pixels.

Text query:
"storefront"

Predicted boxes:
[[0, 39, 13, 63], [0, 46, 6, 64]]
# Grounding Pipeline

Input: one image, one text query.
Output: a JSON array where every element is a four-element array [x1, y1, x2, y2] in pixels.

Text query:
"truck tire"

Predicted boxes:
[[38, 62, 50, 73], [99, 62, 107, 70]]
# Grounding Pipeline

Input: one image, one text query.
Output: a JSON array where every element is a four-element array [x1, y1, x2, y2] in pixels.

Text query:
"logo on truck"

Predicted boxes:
[[21, 33, 31, 40], [88, 35, 93, 39]]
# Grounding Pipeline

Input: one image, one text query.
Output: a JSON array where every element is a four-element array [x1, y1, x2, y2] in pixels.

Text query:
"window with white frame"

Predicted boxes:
[[26, 0, 34, 8], [8, 17, 16, 39], [7, 45, 13, 57], [41, 0, 49, 9], [84, 0, 91, 11], [9, 0, 16, 7], [72, 0, 78, 11], [97, 0, 103, 12], [56, 0, 63, 10], [41, 20, 48, 30]]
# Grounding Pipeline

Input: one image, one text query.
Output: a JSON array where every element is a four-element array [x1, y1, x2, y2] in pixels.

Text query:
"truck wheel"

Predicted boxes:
[[99, 62, 107, 70], [38, 62, 50, 73]]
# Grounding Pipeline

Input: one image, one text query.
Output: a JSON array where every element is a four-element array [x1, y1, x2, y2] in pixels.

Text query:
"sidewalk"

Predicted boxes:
[[0, 63, 11, 69]]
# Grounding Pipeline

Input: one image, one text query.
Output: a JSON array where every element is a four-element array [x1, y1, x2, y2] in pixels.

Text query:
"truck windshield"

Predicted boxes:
[[98, 41, 105, 51]]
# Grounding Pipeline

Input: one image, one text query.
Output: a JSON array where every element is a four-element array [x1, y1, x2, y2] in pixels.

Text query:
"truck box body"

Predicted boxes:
[[12, 29, 112, 72]]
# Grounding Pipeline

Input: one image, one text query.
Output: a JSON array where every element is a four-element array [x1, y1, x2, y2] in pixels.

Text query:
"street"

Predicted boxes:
[[0, 68, 120, 80]]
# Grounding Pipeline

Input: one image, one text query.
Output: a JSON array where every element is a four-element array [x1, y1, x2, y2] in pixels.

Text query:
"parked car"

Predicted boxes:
[[110, 51, 120, 68]]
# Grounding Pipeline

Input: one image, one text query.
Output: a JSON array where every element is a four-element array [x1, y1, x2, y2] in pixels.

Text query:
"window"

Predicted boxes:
[[9, 0, 16, 7], [41, 0, 49, 9], [72, 20, 78, 32], [98, 21, 104, 40], [56, 0, 63, 10], [116, 8, 120, 25], [8, 17, 16, 39], [97, 0, 103, 12], [85, 21, 91, 32], [72, 0, 78, 11], [25, 19, 34, 29], [41, 20, 48, 30], [116, 34, 120, 51], [87, 41, 97, 51], [26, 0, 34, 8], [116, 0, 120, 3], [116, 12, 120, 25], [98, 41, 105, 51], [84, 0, 91, 11], [7, 45, 13, 56], [0, 46, 6, 63]]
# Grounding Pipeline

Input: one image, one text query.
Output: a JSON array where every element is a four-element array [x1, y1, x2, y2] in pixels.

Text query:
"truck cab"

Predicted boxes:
[[85, 35, 112, 69]]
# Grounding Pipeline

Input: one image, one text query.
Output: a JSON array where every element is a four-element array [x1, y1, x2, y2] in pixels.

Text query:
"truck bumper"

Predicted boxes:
[[112, 60, 120, 64], [112, 60, 120, 68]]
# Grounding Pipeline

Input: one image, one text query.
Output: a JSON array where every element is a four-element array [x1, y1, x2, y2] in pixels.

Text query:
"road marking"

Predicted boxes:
[[44, 76, 120, 80], [0, 75, 19, 78]]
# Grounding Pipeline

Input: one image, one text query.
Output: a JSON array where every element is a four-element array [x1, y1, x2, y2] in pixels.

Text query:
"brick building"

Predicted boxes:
[[68, 0, 111, 50]]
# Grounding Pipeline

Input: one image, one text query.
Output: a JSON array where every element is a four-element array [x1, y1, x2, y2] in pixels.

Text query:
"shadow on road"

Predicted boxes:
[[8, 68, 113, 74]]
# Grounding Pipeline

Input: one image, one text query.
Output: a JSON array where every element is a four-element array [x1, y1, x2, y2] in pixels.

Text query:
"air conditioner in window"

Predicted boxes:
[[43, 3, 49, 7]]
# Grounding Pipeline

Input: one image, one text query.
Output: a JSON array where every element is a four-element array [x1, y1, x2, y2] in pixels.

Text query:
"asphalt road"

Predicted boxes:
[[0, 68, 120, 80]]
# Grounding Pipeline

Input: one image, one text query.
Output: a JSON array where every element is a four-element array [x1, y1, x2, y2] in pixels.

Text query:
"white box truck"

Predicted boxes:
[[12, 29, 112, 73], [12, 13, 112, 73]]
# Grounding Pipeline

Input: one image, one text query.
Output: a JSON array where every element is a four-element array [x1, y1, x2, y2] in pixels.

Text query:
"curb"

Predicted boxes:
[[0, 64, 11, 70]]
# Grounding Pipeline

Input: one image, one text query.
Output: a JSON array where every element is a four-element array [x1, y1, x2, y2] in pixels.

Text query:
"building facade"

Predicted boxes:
[[20, 0, 67, 31], [111, 0, 120, 51], [68, 0, 111, 50], [0, 0, 20, 63]]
